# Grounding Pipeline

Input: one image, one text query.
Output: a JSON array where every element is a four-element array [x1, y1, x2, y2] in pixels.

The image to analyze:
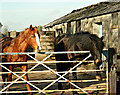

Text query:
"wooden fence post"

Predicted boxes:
[[117, 11, 120, 95], [117, 70, 120, 94], [108, 48, 117, 94]]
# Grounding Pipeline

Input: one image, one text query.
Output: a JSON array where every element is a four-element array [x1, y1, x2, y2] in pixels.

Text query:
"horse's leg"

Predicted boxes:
[[21, 65, 32, 95], [72, 66, 79, 95], [56, 63, 63, 90], [94, 59, 102, 80], [6, 65, 13, 92], [7, 66, 13, 81], [96, 65, 102, 80], [72, 68, 77, 80], [2, 67, 8, 89], [57, 63, 71, 95]]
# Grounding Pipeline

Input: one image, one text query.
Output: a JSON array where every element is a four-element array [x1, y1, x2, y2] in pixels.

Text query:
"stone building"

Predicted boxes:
[[44, 2, 120, 93], [8, 31, 18, 38], [44, 1, 120, 51]]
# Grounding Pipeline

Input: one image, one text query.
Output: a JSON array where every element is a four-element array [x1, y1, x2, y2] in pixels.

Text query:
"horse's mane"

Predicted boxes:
[[10, 29, 29, 45], [55, 33, 70, 45]]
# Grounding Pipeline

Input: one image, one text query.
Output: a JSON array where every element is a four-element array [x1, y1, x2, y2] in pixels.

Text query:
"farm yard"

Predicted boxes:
[[0, 0, 120, 95]]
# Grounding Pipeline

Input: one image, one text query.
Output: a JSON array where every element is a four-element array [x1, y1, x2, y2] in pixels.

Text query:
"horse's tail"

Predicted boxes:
[[0, 37, 13, 52], [0, 37, 13, 84]]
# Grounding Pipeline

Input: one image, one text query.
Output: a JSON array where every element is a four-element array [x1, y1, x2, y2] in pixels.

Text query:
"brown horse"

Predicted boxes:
[[0, 25, 41, 95], [54, 32, 104, 94]]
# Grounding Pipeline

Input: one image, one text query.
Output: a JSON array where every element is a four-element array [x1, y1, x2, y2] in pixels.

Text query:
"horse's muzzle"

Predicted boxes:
[[95, 59, 102, 67], [38, 46, 42, 50], [34, 46, 42, 52]]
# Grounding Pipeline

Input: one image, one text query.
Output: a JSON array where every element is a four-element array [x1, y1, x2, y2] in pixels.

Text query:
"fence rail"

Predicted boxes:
[[0, 60, 94, 64], [0, 88, 107, 94], [0, 69, 105, 74], [0, 51, 108, 95], [0, 51, 90, 55], [0, 78, 107, 84]]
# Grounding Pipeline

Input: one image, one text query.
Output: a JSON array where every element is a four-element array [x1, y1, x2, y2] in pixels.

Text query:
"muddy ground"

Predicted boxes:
[[1, 59, 107, 95]]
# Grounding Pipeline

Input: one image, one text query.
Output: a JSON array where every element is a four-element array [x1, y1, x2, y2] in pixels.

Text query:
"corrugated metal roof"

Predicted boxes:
[[44, 1, 120, 28]]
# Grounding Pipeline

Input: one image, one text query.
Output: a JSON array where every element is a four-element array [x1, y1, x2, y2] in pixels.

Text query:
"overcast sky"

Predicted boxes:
[[0, 0, 107, 31]]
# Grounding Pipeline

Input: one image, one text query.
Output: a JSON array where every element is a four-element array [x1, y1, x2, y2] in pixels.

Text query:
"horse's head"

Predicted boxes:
[[25, 25, 42, 51], [90, 36, 104, 68]]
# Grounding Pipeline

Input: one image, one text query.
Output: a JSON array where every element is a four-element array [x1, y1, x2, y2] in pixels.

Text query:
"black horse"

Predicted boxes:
[[54, 32, 104, 93]]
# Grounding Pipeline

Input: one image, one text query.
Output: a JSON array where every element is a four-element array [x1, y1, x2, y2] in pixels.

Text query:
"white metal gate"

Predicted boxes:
[[0, 51, 108, 95]]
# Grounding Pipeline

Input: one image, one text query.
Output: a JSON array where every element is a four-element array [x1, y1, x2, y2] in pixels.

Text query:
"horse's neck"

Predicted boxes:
[[9, 32, 29, 52]]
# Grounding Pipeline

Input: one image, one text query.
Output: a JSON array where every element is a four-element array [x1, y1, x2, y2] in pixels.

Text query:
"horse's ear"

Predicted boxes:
[[30, 25, 32, 30]]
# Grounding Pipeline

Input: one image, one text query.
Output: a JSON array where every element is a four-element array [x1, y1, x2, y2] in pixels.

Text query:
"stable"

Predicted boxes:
[[44, 1, 120, 50], [44, 1, 120, 94]]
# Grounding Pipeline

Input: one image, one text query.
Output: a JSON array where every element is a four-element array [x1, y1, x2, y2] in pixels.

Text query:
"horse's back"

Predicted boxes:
[[54, 32, 104, 61], [68, 32, 101, 49]]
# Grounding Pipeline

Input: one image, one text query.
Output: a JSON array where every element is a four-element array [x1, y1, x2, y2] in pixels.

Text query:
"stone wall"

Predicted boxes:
[[40, 31, 55, 52], [35, 31, 55, 60], [81, 14, 112, 49]]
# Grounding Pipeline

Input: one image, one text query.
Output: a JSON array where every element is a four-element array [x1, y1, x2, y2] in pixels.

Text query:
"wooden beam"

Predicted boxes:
[[76, 20, 81, 32]]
